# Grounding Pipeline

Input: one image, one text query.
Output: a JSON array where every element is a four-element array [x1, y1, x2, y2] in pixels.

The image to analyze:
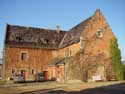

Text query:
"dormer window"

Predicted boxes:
[[97, 29, 103, 38], [43, 39, 49, 44], [16, 36, 22, 41]]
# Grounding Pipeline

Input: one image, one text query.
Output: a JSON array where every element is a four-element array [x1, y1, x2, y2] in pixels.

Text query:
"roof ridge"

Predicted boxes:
[[7, 24, 67, 32], [58, 16, 92, 48], [5, 15, 93, 49], [69, 16, 92, 31]]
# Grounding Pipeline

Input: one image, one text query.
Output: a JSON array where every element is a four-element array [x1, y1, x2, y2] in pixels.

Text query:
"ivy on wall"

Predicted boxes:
[[110, 37, 124, 80]]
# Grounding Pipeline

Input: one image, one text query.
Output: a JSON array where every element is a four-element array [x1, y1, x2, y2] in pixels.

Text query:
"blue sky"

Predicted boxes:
[[0, 0, 125, 60]]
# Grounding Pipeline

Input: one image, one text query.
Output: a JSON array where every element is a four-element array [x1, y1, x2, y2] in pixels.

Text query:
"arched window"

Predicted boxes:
[[97, 29, 103, 38]]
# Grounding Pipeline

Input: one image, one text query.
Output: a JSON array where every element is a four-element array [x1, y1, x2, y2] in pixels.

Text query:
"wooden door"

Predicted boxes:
[[43, 71, 48, 80]]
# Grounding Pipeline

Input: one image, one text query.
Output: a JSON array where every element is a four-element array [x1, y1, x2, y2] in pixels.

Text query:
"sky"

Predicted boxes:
[[0, 0, 125, 60]]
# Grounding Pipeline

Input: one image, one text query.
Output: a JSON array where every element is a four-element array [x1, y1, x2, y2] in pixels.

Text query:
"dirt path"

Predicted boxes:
[[0, 81, 125, 94]]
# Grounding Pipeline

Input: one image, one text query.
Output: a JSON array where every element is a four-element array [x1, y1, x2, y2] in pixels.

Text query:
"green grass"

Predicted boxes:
[[0, 80, 6, 85]]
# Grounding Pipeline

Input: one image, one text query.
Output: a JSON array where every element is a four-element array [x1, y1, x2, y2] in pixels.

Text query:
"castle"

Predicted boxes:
[[3, 9, 115, 82]]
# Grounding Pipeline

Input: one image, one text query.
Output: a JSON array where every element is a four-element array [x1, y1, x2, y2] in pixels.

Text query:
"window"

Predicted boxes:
[[64, 48, 72, 57], [97, 29, 103, 38], [21, 52, 28, 61], [11, 69, 15, 74], [31, 69, 35, 75], [69, 50, 72, 57], [16, 36, 22, 41], [20, 70, 26, 76], [21, 70, 24, 75]]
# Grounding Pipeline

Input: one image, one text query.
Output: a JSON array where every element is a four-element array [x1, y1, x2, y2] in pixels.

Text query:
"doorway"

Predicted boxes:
[[21, 70, 26, 81], [43, 71, 48, 80]]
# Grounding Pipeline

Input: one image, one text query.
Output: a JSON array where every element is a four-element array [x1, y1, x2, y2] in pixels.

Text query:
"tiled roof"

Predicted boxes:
[[5, 25, 66, 49], [59, 17, 91, 48], [5, 16, 91, 49]]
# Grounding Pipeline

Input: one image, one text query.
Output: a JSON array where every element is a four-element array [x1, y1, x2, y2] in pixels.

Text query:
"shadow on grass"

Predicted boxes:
[[47, 82, 125, 94], [14, 80, 55, 84], [18, 86, 66, 94]]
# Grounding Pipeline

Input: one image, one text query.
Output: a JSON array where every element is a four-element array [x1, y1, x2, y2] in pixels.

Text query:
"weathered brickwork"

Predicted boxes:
[[3, 9, 116, 82], [4, 48, 54, 80], [67, 10, 115, 81]]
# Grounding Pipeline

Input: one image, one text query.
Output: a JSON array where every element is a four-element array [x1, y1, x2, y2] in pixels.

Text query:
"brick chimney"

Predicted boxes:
[[56, 25, 60, 33]]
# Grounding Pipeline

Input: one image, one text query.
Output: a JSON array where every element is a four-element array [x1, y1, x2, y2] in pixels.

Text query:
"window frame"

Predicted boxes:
[[20, 51, 28, 61], [31, 68, 35, 75], [97, 29, 103, 38], [64, 48, 72, 57]]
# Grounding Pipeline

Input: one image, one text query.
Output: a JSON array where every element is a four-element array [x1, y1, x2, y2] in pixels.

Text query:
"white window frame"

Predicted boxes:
[[97, 29, 103, 38]]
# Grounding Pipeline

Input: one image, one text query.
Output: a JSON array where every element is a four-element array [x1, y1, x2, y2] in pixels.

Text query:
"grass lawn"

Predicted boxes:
[[0, 80, 6, 85]]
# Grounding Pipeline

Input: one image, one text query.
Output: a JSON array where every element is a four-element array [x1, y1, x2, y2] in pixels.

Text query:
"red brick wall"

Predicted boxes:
[[4, 10, 115, 81], [4, 47, 54, 80], [47, 65, 64, 82]]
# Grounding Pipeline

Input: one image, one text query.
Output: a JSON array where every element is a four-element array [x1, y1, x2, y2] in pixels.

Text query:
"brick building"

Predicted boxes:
[[3, 9, 115, 82]]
